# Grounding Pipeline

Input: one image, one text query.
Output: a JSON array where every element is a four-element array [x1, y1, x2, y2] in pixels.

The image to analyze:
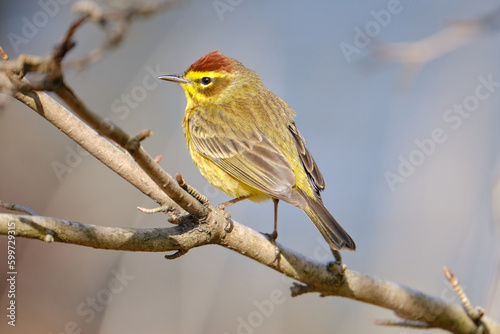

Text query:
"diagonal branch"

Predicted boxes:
[[52, 82, 208, 219], [372, 7, 500, 88], [6, 78, 182, 215]]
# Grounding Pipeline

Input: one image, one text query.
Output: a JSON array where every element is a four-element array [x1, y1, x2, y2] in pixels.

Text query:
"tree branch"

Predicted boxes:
[[52, 81, 208, 218], [9, 81, 182, 215], [1, 212, 498, 334], [371, 7, 500, 88]]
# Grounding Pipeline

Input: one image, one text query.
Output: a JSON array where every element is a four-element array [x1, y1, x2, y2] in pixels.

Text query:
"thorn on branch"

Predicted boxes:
[[154, 155, 162, 163], [122, 130, 152, 153], [176, 173, 210, 207], [0, 201, 38, 215], [133, 129, 153, 142], [0, 46, 9, 61], [164, 249, 188, 260], [443, 266, 484, 323]]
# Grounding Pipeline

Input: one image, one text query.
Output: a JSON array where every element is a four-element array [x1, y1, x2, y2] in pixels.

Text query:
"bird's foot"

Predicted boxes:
[[216, 196, 250, 210], [326, 250, 346, 276], [221, 210, 233, 232], [263, 231, 280, 264], [216, 203, 227, 210]]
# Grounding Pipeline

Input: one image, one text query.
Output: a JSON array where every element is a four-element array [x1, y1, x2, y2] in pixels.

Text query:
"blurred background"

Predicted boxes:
[[1, 0, 499, 333]]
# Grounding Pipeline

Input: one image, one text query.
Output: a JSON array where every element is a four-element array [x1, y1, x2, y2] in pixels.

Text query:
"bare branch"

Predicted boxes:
[[372, 8, 500, 87], [0, 1, 205, 218], [1, 211, 499, 334], [375, 8, 500, 65], [2, 77, 182, 214], [52, 82, 208, 218], [67, 0, 187, 70], [0, 0, 187, 74]]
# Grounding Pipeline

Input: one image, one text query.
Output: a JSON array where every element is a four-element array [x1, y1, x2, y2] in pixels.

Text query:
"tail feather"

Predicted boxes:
[[302, 192, 356, 251]]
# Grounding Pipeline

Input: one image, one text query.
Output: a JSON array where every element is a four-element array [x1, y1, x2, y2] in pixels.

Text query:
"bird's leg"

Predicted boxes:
[[263, 198, 280, 263], [216, 196, 250, 210], [271, 198, 279, 240], [216, 196, 250, 232]]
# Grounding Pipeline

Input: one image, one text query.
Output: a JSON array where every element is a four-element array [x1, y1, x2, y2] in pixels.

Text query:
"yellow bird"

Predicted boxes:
[[160, 50, 355, 251]]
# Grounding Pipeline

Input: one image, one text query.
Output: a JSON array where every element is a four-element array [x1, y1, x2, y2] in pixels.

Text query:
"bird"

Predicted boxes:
[[159, 50, 355, 251]]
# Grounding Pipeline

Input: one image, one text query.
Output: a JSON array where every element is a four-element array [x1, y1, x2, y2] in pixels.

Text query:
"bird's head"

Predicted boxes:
[[160, 50, 258, 105]]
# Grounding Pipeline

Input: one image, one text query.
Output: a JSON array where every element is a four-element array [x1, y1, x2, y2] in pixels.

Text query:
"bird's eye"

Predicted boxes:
[[201, 77, 212, 85]]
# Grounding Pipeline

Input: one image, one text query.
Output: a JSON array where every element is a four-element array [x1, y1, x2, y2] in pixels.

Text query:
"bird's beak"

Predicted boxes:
[[159, 74, 190, 84]]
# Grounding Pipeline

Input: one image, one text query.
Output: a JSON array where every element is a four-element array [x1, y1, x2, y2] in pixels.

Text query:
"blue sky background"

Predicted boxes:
[[1, 0, 499, 333]]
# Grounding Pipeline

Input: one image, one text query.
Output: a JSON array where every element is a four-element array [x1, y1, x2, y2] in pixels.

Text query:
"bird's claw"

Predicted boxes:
[[263, 231, 280, 264], [216, 203, 227, 210], [222, 210, 233, 232]]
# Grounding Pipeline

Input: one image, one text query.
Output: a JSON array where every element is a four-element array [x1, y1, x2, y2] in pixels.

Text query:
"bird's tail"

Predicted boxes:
[[302, 192, 356, 251]]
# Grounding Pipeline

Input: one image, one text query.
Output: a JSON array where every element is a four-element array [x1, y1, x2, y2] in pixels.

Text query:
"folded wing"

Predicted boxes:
[[189, 111, 307, 209]]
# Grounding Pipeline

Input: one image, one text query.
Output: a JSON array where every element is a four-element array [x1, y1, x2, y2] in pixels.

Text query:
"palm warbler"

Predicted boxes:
[[160, 51, 355, 251]]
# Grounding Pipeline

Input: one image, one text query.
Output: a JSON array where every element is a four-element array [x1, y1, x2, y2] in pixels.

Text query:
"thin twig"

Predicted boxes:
[[54, 14, 89, 61], [137, 205, 171, 214], [444, 266, 485, 322], [0, 201, 38, 215], [176, 173, 210, 207], [66, 0, 187, 70], [372, 319, 431, 329]]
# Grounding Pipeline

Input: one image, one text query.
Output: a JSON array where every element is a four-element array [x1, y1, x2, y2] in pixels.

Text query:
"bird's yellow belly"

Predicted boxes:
[[187, 141, 271, 203]]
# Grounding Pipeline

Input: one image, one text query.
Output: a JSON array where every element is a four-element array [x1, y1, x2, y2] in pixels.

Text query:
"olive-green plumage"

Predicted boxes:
[[160, 50, 355, 251]]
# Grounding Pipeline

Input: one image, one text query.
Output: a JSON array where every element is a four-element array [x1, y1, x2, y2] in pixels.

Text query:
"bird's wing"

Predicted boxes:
[[189, 112, 307, 208], [288, 123, 325, 193]]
